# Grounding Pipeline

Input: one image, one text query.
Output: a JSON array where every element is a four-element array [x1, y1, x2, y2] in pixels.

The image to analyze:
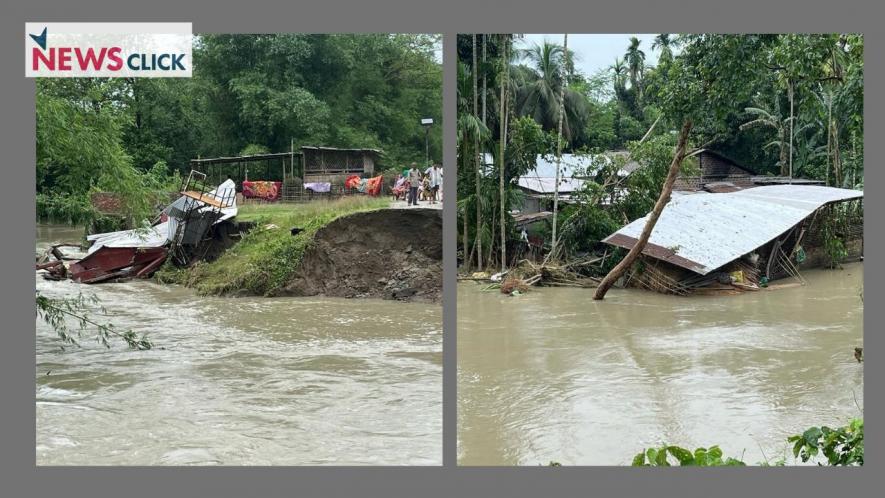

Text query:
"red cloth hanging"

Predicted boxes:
[[366, 176, 383, 196], [242, 181, 281, 201], [345, 175, 362, 190]]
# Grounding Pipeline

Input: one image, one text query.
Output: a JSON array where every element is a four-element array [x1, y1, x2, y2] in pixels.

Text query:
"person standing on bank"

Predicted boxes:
[[408, 163, 422, 206], [425, 163, 442, 204]]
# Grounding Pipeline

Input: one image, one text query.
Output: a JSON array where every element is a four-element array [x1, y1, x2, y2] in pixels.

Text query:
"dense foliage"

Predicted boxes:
[[632, 445, 746, 467], [633, 418, 863, 466], [788, 418, 864, 466], [36, 34, 442, 225], [457, 34, 863, 271]]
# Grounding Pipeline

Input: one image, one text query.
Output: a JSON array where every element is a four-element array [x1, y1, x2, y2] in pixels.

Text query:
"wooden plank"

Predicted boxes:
[[181, 191, 227, 208], [135, 253, 168, 278], [36, 260, 63, 270]]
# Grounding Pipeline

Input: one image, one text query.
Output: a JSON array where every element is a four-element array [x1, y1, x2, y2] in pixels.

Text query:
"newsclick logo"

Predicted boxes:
[[26, 23, 192, 77]]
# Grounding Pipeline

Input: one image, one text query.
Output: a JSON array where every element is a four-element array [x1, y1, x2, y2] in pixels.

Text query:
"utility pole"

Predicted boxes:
[[421, 118, 434, 168]]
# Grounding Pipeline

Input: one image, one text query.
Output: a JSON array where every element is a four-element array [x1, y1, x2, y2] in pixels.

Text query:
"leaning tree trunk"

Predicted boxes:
[[593, 119, 693, 300], [472, 34, 483, 270], [550, 33, 569, 256]]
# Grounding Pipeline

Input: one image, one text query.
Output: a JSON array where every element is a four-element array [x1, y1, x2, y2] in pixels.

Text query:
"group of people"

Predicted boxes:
[[393, 163, 443, 205]]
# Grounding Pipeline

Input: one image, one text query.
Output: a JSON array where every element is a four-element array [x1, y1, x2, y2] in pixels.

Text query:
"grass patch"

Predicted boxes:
[[155, 197, 391, 296]]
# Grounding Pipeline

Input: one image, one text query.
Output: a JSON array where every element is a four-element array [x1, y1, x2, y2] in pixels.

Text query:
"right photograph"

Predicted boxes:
[[456, 34, 864, 466]]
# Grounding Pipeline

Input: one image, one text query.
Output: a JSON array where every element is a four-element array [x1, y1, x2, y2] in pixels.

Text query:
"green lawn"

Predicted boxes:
[[156, 197, 391, 296]]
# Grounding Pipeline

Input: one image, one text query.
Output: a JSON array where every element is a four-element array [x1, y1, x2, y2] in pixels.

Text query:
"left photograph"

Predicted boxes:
[[35, 33, 443, 465]]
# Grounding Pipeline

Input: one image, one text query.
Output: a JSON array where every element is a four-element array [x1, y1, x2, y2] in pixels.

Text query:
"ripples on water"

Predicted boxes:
[[457, 264, 864, 466], [36, 225, 442, 465]]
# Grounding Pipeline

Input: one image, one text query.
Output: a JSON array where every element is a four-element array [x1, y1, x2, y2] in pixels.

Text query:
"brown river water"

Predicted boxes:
[[458, 265, 864, 466], [36, 225, 441, 465]]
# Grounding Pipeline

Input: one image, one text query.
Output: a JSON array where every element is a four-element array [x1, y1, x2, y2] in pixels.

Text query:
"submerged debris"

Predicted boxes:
[[35, 171, 238, 285], [604, 185, 864, 295], [512, 259, 601, 289], [500, 277, 529, 295]]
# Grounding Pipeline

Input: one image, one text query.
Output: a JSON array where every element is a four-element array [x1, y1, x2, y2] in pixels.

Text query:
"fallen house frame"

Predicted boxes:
[[603, 185, 864, 295], [37, 171, 238, 284]]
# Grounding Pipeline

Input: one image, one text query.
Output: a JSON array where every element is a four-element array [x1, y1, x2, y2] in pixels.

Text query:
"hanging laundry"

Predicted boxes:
[[305, 182, 332, 193], [243, 180, 281, 201], [345, 175, 383, 196]]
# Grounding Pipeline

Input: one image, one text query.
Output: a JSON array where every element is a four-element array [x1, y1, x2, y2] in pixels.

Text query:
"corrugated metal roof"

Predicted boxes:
[[518, 176, 585, 194], [301, 146, 382, 153], [529, 154, 596, 177], [603, 185, 863, 275], [484, 152, 637, 195]]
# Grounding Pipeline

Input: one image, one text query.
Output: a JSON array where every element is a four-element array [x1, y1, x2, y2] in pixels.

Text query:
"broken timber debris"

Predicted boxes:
[[35, 170, 238, 284]]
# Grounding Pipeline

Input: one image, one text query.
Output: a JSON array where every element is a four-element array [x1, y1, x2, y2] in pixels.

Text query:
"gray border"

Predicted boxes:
[[442, 30, 457, 468], [1, 0, 879, 496]]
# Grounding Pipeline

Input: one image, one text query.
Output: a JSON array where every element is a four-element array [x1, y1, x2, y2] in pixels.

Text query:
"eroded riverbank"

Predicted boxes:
[[156, 200, 442, 302], [457, 264, 864, 466], [36, 225, 442, 465]]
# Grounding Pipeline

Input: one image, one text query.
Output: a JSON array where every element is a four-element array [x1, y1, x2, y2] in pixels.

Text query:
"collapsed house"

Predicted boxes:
[[602, 184, 863, 295], [37, 172, 238, 284]]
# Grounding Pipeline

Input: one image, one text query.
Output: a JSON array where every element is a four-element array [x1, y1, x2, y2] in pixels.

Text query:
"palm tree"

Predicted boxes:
[[652, 34, 673, 63], [610, 57, 627, 94], [624, 36, 646, 95], [739, 96, 790, 176], [515, 40, 588, 144]]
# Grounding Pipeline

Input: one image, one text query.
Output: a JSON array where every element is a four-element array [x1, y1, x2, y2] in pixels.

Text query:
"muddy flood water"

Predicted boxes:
[[36, 225, 441, 466], [458, 265, 864, 466]]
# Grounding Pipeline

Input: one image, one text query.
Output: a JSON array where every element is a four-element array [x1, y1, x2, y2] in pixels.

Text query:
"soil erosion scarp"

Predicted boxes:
[[284, 208, 442, 302]]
